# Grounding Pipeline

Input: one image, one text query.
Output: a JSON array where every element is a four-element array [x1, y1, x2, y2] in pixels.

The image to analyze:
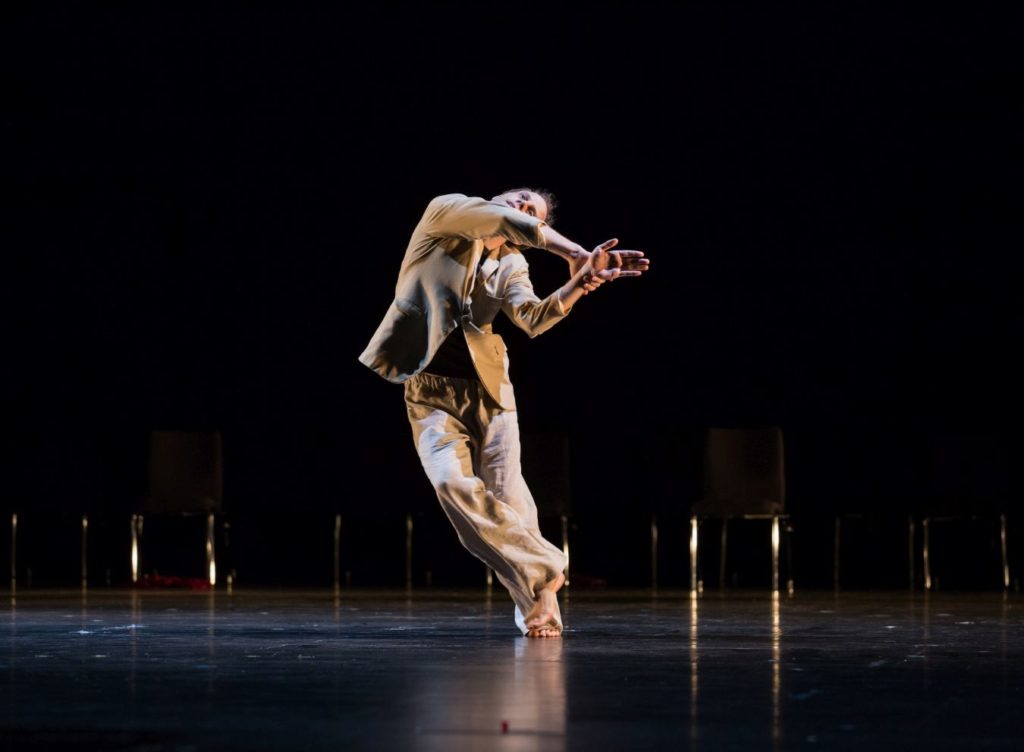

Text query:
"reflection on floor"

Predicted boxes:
[[2, 588, 1022, 750]]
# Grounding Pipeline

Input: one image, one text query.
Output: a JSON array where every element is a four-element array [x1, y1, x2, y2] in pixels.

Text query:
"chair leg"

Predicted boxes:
[[923, 517, 932, 591], [771, 516, 780, 594], [785, 521, 795, 595], [719, 519, 728, 588], [81, 515, 88, 589], [689, 516, 699, 596], [908, 516, 916, 590], [10, 513, 16, 592], [561, 514, 570, 588], [223, 520, 234, 591], [1000, 514, 1010, 591], [833, 516, 841, 591], [131, 514, 143, 584], [650, 514, 658, 589], [206, 513, 216, 587], [333, 514, 342, 593]]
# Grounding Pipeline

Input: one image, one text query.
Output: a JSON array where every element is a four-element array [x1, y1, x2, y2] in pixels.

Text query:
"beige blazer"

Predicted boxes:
[[359, 194, 570, 409]]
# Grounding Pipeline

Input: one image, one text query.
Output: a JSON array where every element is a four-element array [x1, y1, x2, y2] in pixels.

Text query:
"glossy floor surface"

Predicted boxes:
[[2, 588, 1022, 750]]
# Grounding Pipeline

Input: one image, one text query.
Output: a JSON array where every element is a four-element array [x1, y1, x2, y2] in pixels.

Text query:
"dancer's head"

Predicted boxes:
[[493, 188, 557, 225]]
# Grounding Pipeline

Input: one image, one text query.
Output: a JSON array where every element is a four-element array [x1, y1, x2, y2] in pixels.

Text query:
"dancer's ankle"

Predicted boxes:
[[541, 572, 566, 594]]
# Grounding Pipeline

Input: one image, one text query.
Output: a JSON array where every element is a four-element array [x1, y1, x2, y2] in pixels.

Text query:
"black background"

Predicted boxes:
[[6, 6, 1021, 588]]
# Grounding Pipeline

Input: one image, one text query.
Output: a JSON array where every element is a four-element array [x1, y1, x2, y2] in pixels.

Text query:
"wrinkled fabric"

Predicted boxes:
[[359, 194, 551, 387], [404, 372, 565, 632]]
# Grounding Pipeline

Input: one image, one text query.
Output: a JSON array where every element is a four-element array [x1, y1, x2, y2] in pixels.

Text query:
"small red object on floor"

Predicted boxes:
[[501, 721, 509, 734]]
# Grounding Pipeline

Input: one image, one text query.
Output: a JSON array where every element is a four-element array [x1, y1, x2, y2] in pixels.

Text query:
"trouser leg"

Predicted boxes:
[[405, 374, 566, 621], [476, 406, 565, 630]]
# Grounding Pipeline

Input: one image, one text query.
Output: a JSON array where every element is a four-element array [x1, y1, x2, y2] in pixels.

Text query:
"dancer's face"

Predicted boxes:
[[493, 190, 548, 222]]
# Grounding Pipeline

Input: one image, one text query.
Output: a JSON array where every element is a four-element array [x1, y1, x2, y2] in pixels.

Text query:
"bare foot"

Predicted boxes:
[[525, 573, 565, 638], [527, 626, 561, 638]]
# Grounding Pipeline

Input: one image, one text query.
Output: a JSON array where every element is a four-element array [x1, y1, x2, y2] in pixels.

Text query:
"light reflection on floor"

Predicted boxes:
[[2, 588, 1023, 751]]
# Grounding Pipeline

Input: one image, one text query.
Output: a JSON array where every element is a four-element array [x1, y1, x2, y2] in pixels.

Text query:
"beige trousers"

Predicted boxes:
[[404, 372, 566, 633]]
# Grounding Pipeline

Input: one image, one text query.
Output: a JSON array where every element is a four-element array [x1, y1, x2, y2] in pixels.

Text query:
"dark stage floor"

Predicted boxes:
[[2, 587, 1022, 751]]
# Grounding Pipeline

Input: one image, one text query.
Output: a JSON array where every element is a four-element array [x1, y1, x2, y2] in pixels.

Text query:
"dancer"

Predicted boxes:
[[359, 189, 648, 636]]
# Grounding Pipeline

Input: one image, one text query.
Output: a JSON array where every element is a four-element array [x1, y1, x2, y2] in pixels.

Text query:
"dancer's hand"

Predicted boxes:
[[590, 239, 649, 282], [565, 248, 603, 294]]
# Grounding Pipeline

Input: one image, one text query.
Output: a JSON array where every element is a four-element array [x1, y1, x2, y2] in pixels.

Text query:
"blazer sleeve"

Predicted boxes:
[[425, 194, 547, 249], [500, 264, 569, 338]]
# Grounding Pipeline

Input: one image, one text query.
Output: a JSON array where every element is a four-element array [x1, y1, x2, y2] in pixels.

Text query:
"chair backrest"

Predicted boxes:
[[694, 427, 785, 516], [520, 430, 571, 516], [145, 431, 223, 514]]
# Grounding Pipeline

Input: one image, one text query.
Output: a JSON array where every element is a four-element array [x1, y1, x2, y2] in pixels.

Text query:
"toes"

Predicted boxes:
[[525, 627, 561, 638]]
